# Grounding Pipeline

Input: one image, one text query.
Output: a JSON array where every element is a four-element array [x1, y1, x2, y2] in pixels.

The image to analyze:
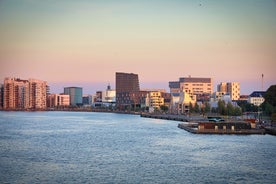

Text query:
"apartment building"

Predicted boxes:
[[3, 77, 47, 109], [217, 82, 240, 101], [145, 91, 164, 109]]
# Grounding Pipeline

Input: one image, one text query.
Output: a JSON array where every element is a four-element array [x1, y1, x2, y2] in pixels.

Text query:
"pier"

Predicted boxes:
[[178, 122, 266, 135]]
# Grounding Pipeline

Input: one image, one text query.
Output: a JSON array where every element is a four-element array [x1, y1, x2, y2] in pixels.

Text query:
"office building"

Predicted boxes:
[[64, 87, 83, 106], [116, 72, 140, 93], [116, 72, 140, 108], [169, 76, 213, 99], [47, 94, 70, 107], [169, 77, 212, 95]]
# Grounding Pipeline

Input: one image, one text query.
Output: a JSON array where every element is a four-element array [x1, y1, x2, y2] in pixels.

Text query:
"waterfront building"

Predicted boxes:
[[102, 84, 116, 103], [217, 82, 240, 101], [210, 93, 232, 109], [169, 76, 212, 113], [248, 91, 265, 106], [116, 72, 140, 93], [145, 91, 164, 109], [3, 77, 47, 110], [82, 95, 93, 106], [29, 79, 47, 109], [162, 92, 171, 108], [178, 90, 197, 114], [0, 84, 3, 109], [170, 93, 180, 114], [169, 76, 213, 97], [64, 87, 83, 106], [116, 72, 140, 109], [47, 94, 70, 107]]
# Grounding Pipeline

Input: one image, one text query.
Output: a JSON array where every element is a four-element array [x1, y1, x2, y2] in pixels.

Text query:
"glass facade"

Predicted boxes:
[[64, 87, 83, 106]]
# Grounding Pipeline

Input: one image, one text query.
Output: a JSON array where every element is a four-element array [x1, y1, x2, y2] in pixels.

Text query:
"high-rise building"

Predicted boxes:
[[3, 77, 47, 109], [217, 82, 240, 101], [64, 87, 83, 106], [29, 79, 47, 109], [116, 72, 140, 108], [116, 72, 140, 93]]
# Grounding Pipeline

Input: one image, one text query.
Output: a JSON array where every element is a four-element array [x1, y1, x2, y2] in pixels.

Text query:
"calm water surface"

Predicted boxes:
[[0, 111, 275, 183]]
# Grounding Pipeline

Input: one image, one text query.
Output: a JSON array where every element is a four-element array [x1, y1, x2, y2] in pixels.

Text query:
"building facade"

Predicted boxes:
[[3, 77, 47, 110], [248, 91, 265, 106], [217, 82, 240, 101], [116, 72, 140, 108], [29, 79, 47, 109], [64, 87, 83, 106], [47, 94, 70, 107], [102, 84, 116, 103], [116, 72, 140, 93], [169, 77, 213, 96], [145, 91, 164, 109]]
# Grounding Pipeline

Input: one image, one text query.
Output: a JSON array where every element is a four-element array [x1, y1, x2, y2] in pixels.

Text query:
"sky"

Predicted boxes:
[[0, 0, 275, 94]]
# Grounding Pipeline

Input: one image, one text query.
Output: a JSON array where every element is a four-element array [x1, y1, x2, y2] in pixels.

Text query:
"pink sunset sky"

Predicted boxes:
[[0, 0, 275, 94]]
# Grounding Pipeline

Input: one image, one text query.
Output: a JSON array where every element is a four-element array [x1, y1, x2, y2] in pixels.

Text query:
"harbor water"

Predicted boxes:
[[0, 111, 275, 183]]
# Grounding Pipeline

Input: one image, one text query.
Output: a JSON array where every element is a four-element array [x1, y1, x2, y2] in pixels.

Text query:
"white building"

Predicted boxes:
[[169, 77, 213, 95], [102, 84, 116, 103], [248, 91, 265, 106], [178, 91, 196, 114]]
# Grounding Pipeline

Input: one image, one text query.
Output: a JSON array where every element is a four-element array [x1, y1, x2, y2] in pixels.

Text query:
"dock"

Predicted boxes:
[[178, 122, 266, 135]]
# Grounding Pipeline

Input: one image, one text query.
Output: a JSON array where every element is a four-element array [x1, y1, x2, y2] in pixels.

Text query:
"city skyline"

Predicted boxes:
[[1, 0, 275, 94]]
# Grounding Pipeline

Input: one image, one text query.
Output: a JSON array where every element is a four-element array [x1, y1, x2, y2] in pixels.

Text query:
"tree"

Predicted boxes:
[[189, 102, 194, 113], [218, 100, 226, 115], [264, 85, 276, 106], [160, 105, 168, 112], [226, 102, 234, 116], [233, 106, 242, 116], [194, 103, 200, 113], [261, 85, 276, 116], [204, 102, 211, 113]]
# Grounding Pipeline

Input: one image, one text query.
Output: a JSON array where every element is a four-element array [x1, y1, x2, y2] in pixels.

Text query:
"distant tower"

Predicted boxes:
[[261, 74, 264, 91]]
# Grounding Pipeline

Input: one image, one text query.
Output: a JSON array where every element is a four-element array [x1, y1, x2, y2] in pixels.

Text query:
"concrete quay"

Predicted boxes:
[[140, 113, 206, 122], [178, 123, 266, 135]]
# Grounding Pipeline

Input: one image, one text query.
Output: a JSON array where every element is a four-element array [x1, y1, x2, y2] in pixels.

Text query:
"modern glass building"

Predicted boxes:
[[64, 87, 83, 106]]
